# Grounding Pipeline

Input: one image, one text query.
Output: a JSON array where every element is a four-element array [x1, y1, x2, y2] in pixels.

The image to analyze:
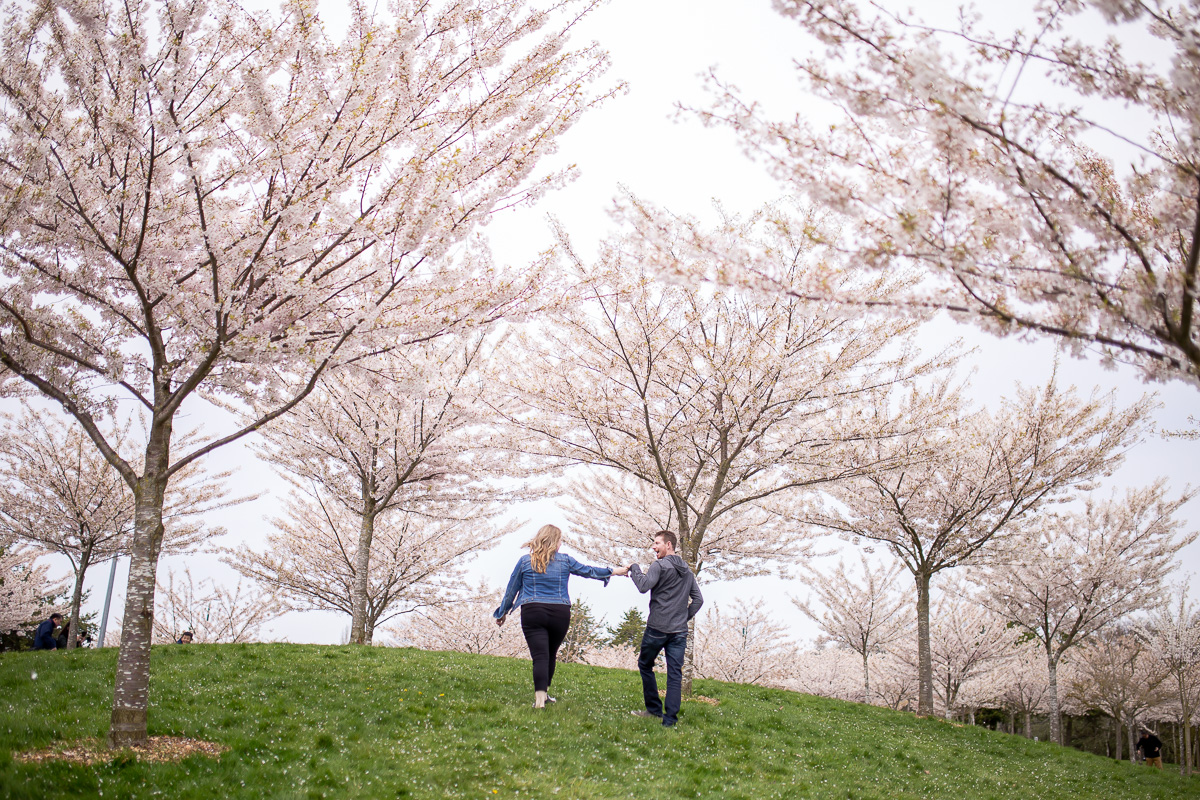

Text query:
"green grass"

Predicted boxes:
[[0, 644, 1195, 799]]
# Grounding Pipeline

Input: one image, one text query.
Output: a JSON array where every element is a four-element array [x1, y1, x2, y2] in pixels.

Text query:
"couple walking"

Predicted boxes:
[[493, 524, 703, 726]]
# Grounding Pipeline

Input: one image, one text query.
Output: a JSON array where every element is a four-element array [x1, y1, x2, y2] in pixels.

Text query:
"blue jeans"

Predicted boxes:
[[638, 626, 687, 726]]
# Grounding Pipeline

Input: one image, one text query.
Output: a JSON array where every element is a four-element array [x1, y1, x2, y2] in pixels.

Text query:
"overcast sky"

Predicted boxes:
[[43, 0, 1200, 646]]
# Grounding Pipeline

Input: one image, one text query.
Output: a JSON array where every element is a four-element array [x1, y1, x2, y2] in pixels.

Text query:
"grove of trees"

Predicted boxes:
[[2, 0, 1197, 773]]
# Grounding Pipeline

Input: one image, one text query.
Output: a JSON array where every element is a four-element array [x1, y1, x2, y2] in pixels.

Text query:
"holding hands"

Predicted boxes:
[[612, 565, 631, 577]]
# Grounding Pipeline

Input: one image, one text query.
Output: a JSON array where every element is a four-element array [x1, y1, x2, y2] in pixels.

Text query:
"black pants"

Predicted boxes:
[[520, 602, 571, 692]]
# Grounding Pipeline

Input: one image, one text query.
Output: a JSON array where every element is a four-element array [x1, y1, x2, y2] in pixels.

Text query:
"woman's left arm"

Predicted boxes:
[[565, 554, 613, 586]]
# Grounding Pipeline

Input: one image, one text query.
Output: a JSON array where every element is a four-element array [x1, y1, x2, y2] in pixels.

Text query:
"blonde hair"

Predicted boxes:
[[524, 524, 562, 573]]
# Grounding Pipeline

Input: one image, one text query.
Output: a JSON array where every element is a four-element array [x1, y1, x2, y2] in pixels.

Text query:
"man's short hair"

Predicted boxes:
[[182, 631, 194, 638], [654, 530, 678, 551], [50, 613, 63, 621]]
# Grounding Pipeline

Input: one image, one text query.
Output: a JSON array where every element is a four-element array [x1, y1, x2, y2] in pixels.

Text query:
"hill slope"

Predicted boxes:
[[0, 643, 1194, 799]]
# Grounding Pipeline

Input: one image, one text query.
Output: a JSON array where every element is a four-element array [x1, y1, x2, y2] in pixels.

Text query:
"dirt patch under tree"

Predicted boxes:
[[14, 736, 228, 765]]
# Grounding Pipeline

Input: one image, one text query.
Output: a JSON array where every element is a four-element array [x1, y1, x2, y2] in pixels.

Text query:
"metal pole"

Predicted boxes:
[[96, 557, 119, 648]]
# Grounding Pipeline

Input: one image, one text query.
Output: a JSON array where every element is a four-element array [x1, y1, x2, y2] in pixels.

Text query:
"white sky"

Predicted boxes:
[[39, 0, 1200, 646]]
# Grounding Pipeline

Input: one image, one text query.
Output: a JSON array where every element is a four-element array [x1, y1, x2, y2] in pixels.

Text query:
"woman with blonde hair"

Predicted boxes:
[[494, 524, 613, 708]]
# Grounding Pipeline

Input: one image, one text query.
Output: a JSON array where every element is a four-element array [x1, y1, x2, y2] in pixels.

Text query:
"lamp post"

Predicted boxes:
[[96, 556, 119, 648]]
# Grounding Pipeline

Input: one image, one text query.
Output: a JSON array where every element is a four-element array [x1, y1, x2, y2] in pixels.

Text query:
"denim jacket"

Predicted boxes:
[[493, 552, 612, 618]]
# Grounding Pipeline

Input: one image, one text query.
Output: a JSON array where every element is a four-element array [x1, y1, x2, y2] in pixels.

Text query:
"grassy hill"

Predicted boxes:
[[0, 643, 1194, 799]]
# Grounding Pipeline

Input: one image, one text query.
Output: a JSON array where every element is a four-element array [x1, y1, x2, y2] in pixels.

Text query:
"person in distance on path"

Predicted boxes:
[[494, 524, 614, 709], [613, 530, 703, 727], [1136, 727, 1163, 769]]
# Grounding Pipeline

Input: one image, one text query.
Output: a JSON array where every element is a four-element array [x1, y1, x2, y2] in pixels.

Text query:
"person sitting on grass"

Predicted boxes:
[[494, 524, 614, 709], [33, 613, 62, 651], [613, 529, 703, 728]]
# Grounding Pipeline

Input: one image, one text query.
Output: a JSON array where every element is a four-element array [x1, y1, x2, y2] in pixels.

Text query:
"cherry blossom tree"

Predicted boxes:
[[868, 650, 920, 712], [383, 584, 527, 658], [151, 567, 285, 645], [0, 536, 64, 635], [506, 215, 938, 690], [251, 338, 520, 645], [696, 0, 1200, 388], [808, 375, 1147, 715], [0, 408, 132, 649], [583, 645, 640, 671], [1143, 584, 1200, 774], [226, 493, 509, 643], [1069, 626, 1170, 762], [795, 554, 911, 703], [977, 482, 1194, 744], [925, 590, 1016, 720], [987, 644, 1054, 737], [0, 405, 238, 648], [0, 0, 611, 745], [785, 645, 864, 702], [693, 599, 798, 688]]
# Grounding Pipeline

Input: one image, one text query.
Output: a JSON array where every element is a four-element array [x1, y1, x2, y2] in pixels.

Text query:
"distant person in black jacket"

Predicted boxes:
[[33, 613, 63, 650], [1137, 728, 1163, 769], [613, 530, 703, 728], [55, 621, 73, 651]]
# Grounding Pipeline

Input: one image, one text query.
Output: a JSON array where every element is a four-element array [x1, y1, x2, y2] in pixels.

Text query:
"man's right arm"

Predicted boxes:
[[628, 561, 659, 594]]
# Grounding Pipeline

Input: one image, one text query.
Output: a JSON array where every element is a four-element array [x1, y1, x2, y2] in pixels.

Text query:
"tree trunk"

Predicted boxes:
[[1045, 649, 1062, 745], [107, 426, 171, 748], [1126, 713, 1137, 764], [1113, 715, 1123, 761], [915, 569, 933, 715], [862, 651, 871, 705], [682, 615, 695, 697], [1179, 723, 1185, 776], [1023, 711, 1031, 738], [678, 530, 704, 699], [1173, 671, 1195, 775], [1184, 714, 1193, 776], [66, 543, 93, 651], [943, 669, 954, 720], [349, 499, 377, 645]]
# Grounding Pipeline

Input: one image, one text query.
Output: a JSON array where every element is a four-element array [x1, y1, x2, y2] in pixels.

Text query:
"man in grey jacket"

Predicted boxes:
[[613, 530, 703, 727]]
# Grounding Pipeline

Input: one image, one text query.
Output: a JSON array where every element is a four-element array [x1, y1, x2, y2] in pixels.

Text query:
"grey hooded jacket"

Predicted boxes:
[[629, 554, 703, 634]]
